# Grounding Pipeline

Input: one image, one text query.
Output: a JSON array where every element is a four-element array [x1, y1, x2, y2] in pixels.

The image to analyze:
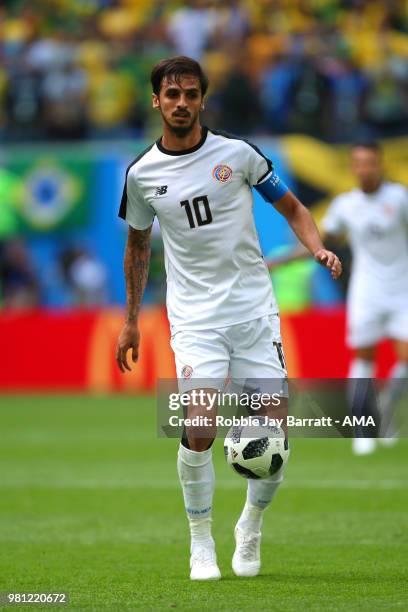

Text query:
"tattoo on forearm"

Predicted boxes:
[[124, 226, 152, 322]]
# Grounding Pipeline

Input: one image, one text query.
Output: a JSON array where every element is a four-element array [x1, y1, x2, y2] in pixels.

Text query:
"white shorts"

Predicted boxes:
[[347, 303, 408, 348], [170, 314, 287, 394]]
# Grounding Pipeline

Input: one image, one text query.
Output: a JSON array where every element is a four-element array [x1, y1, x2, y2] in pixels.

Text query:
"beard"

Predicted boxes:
[[163, 113, 198, 137]]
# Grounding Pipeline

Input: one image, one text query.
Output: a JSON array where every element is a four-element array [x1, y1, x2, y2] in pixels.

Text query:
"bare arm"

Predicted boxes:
[[270, 191, 342, 279], [116, 225, 152, 372]]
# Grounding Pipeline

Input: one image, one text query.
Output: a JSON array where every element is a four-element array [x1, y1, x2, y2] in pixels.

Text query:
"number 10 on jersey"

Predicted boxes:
[[180, 196, 213, 228]]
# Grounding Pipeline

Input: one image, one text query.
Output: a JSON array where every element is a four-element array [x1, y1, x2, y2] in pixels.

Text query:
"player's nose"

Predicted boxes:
[[177, 96, 188, 108]]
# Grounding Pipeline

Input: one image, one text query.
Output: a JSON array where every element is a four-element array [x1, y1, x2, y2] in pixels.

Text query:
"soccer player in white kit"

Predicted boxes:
[[115, 56, 341, 580], [322, 142, 408, 454]]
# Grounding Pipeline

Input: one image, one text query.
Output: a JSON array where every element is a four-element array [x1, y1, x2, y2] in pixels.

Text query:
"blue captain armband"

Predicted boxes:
[[254, 172, 289, 203]]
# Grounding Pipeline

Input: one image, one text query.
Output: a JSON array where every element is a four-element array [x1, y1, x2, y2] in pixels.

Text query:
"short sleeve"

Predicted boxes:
[[244, 141, 274, 186], [322, 196, 347, 236], [118, 168, 155, 230]]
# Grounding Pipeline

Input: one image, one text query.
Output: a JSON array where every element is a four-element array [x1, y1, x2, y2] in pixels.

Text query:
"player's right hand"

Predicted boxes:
[[115, 324, 140, 373]]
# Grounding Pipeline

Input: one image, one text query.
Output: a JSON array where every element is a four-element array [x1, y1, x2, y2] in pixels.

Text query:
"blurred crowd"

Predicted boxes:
[[0, 237, 109, 308], [1, 0, 408, 310], [1, 0, 408, 142]]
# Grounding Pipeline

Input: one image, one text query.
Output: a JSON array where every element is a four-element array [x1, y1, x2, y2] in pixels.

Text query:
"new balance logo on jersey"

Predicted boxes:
[[154, 185, 168, 197]]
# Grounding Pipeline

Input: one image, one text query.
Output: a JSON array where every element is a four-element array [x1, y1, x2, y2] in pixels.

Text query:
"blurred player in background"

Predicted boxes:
[[116, 56, 341, 580], [322, 142, 408, 454], [270, 142, 408, 454]]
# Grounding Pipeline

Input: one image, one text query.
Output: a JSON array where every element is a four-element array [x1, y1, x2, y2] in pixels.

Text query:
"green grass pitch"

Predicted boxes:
[[0, 394, 407, 611]]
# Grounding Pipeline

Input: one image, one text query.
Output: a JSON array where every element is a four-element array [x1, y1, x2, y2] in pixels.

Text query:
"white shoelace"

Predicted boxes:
[[191, 544, 216, 567], [237, 532, 260, 561]]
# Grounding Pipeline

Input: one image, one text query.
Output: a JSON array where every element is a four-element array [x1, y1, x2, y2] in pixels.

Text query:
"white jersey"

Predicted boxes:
[[119, 127, 278, 331], [322, 181, 408, 310]]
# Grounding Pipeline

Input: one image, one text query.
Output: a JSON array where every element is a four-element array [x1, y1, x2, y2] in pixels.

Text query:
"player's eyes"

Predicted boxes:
[[165, 90, 199, 99]]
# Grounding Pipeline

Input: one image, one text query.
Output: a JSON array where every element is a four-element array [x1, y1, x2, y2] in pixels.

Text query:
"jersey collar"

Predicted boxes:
[[156, 126, 208, 156]]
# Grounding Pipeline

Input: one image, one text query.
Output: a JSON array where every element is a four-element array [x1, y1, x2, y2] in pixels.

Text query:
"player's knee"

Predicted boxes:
[[355, 346, 376, 362], [394, 342, 408, 363], [187, 438, 215, 452]]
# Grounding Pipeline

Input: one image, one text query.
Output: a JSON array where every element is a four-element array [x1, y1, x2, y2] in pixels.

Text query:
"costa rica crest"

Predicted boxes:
[[212, 164, 232, 183]]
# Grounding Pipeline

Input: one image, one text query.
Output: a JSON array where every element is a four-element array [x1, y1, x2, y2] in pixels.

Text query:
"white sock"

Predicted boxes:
[[380, 361, 408, 436], [177, 444, 215, 547], [237, 468, 284, 534], [348, 358, 374, 379], [383, 362, 408, 406], [236, 501, 264, 534], [347, 359, 376, 438], [347, 359, 375, 407]]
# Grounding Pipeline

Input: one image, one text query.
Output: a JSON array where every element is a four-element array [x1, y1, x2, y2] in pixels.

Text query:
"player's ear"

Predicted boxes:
[[200, 97, 205, 111], [152, 93, 160, 110]]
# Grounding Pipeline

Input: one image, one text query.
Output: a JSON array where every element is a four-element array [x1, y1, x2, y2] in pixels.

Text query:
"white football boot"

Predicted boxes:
[[378, 436, 398, 448], [232, 526, 261, 577], [352, 437, 376, 455], [190, 540, 221, 581]]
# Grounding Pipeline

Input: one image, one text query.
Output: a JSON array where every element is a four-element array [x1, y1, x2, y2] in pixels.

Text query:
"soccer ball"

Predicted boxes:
[[224, 417, 289, 479]]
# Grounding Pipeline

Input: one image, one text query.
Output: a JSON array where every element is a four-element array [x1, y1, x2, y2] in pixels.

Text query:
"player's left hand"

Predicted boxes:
[[314, 249, 342, 279]]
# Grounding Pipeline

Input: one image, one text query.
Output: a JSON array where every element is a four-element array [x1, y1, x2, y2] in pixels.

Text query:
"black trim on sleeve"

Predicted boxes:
[[156, 126, 208, 156], [208, 128, 273, 183], [256, 167, 273, 184], [118, 143, 155, 220]]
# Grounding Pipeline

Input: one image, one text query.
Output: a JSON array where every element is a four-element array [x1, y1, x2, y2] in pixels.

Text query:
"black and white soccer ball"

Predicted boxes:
[[224, 417, 289, 479]]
